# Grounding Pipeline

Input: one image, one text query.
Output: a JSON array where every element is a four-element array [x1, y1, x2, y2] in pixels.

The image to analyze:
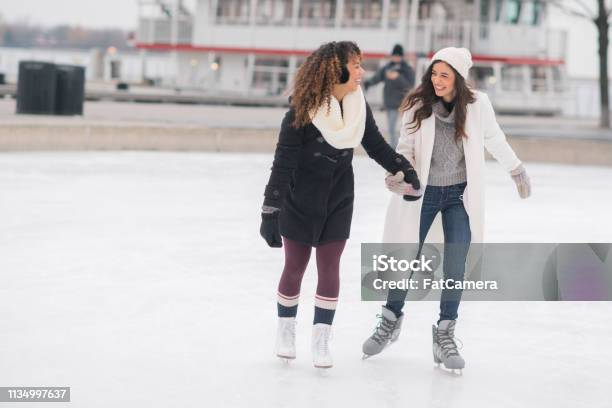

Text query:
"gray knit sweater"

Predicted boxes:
[[427, 101, 467, 186]]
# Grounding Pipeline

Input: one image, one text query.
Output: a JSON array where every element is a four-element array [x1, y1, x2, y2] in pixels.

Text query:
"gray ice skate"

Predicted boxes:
[[362, 306, 404, 359], [432, 319, 465, 373]]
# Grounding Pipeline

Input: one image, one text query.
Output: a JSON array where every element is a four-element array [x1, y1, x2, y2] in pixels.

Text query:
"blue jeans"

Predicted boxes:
[[386, 109, 399, 149], [386, 182, 471, 323]]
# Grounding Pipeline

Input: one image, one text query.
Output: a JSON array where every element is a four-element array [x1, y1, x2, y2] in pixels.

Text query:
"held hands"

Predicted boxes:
[[401, 167, 422, 201], [260, 207, 282, 248], [510, 164, 531, 199], [385, 171, 423, 201]]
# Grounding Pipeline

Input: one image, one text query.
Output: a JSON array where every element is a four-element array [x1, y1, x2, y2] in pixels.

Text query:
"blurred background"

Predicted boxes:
[[0, 0, 608, 115], [0, 0, 611, 163]]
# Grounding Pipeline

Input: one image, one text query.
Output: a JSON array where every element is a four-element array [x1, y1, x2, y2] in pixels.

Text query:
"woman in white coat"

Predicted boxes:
[[362, 47, 532, 371]]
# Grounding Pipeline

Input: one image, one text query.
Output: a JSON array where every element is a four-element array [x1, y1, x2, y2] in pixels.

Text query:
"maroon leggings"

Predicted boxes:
[[277, 237, 346, 300]]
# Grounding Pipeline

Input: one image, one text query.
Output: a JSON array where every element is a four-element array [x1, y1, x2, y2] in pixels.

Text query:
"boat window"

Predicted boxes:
[[252, 57, 290, 96], [494, 0, 503, 22], [530, 65, 548, 92], [470, 66, 496, 91], [518, 0, 541, 25], [551, 66, 565, 93], [387, 0, 401, 29], [255, 0, 294, 26], [501, 65, 524, 91], [532, 0, 542, 25], [506, 0, 521, 24], [215, 0, 251, 25], [480, 0, 491, 22], [342, 0, 384, 28], [299, 0, 336, 27]]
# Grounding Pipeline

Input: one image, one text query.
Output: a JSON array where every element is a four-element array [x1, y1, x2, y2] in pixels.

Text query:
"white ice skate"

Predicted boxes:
[[312, 323, 333, 369], [275, 317, 296, 362], [432, 319, 465, 374]]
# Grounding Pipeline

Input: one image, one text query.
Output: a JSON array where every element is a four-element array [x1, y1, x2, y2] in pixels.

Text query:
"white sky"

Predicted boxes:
[[547, 5, 607, 78], [0, 0, 196, 30]]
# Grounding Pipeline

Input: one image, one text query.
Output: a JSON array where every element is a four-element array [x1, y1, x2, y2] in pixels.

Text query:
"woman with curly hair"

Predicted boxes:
[[361, 47, 531, 372], [260, 41, 421, 369]]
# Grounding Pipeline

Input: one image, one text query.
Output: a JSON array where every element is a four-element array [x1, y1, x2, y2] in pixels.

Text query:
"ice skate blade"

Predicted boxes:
[[434, 364, 464, 376], [314, 363, 333, 369], [362, 338, 397, 361], [277, 354, 296, 362]]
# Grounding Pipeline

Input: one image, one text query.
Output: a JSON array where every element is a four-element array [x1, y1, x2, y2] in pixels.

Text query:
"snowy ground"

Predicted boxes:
[[1, 152, 611, 408]]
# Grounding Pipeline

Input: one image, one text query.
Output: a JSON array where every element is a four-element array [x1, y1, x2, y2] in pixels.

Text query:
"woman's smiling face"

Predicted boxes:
[[346, 55, 365, 92], [431, 61, 457, 101]]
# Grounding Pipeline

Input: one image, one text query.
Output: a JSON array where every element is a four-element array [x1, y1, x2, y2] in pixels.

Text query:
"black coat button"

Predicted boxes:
[[395, 157, 402, 163], [314, 152, 321, 157], [317, 136, 324, 143], [273, 190, 280, 196], [342, 151, 348, 157]]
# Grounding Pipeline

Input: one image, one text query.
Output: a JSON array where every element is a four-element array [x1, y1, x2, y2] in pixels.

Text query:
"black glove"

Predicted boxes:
[[402, 167, 422, 202], [260, 212, 282, 248], [402, 167, 420, 190]]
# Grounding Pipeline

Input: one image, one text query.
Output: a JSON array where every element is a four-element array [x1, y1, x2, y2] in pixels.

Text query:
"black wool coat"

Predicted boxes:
[[263, 102, 414, 247]]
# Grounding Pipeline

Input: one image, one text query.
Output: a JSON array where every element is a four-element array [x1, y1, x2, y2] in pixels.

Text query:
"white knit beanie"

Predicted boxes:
[[431, 47, 473, 79]]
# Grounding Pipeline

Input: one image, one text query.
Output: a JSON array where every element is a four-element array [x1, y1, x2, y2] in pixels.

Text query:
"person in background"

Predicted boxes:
[[364, 44, 415, 149]]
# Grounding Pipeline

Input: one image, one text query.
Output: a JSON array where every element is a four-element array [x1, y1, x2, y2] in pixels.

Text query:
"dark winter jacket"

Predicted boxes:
[[364, 60, 415, 110], [262, 103, 416, 247]]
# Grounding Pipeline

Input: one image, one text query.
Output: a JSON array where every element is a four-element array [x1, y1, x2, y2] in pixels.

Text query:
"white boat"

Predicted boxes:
[[134, 0, 568, 115]]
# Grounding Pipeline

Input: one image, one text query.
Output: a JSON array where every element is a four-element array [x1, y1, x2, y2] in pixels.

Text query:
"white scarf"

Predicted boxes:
[[309, 86, 366, 149]]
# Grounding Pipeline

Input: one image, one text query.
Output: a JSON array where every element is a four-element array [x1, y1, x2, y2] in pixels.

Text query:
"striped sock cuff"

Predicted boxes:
[[314, 306, 336, 325], [277, 292, 300, 308], [278, 303, 298, 318], [314, 294, 338, 310]]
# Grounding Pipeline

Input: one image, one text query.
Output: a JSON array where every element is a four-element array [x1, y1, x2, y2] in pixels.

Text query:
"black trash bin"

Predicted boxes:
[[16, 61, 57, 115], [55, 64, 85, 115]]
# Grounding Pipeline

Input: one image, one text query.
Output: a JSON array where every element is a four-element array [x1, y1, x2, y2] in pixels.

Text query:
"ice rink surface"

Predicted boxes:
[[1, 152, 611, 408]]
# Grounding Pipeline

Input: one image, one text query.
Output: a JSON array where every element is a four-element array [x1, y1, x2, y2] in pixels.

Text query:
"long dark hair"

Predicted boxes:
[[399, 60, 476, 140], [290, 41, 361, 128]]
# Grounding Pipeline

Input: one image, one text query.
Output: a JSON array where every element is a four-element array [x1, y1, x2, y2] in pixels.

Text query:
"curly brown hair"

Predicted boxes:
[[290, 41, 361, 128], [399, 60, 476, 140]]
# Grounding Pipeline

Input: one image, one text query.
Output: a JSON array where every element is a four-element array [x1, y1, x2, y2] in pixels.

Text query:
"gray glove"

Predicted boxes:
[[510, 164, 531, 199]]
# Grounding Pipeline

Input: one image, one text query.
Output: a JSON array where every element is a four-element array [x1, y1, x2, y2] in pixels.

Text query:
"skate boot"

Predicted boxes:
[[275, 317, 296, 361], [311, 323, 333, 369], [362, 305, 404, 359], [432, 320, 465, 373]]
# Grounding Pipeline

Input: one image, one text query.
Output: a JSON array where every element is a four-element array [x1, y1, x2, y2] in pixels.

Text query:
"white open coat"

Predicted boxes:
[[382, 91, 521, 244]]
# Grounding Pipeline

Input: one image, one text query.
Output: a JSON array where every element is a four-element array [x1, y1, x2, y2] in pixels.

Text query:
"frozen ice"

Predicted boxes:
[[0, 152, 610, 407]]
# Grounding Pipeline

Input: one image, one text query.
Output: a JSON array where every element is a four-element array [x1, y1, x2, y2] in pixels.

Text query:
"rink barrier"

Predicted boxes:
[[0, 124, 611, 166]]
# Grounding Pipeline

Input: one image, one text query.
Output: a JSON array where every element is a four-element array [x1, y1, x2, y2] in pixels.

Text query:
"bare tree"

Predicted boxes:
[[550, 0, 611, 128]]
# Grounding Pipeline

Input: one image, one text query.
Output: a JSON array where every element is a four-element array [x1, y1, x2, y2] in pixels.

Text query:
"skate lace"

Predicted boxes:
[[282, 320, 296, 344], [315, 329, 331, 355], [372, 314, 396, 345], [437, 324, 463, 358]]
